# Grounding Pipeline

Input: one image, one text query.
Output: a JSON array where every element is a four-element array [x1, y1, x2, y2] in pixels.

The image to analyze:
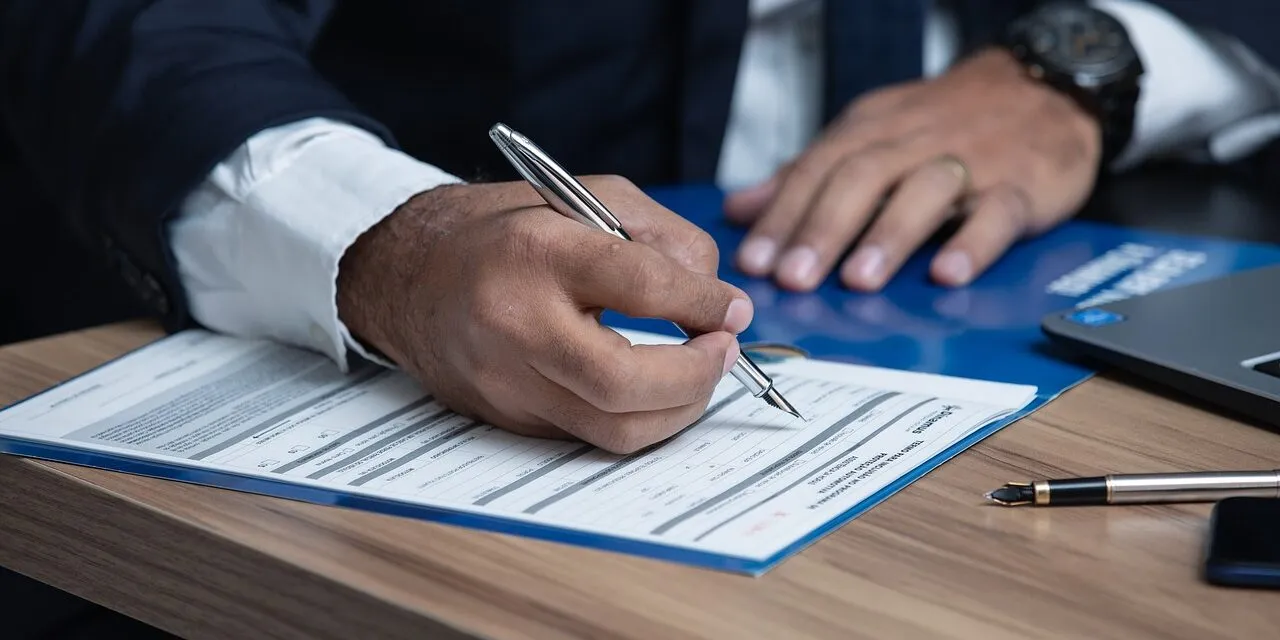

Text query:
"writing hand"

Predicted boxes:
[[726, 48, 1101, 292], [337, 177, 753, 454]]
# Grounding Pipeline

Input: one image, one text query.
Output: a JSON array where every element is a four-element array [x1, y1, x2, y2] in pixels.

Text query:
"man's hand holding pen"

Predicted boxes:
[[336, 177, 754, 454]]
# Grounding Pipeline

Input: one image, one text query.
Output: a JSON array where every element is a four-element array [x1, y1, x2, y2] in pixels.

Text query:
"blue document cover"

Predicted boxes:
[[3, 183, 1279, 577], [622, 184, 1280, 402]]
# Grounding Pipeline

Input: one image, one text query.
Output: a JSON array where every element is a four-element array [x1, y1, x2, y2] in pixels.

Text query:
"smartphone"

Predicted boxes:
[[1204, 497, 1280, 588]]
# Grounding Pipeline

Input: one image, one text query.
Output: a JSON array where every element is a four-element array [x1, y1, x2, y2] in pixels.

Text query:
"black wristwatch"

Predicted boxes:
[[1001, 1, 1144, 167]]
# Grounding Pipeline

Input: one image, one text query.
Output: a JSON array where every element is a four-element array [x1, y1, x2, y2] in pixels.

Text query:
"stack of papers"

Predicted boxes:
[[0, 329, 1036, 573]]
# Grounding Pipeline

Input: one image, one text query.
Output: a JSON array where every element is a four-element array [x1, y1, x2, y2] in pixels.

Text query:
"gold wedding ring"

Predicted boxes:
[[934, 153, 972, 193]]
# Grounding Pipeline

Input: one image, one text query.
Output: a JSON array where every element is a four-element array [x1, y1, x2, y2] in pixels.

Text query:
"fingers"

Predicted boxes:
[[930, 183, 1034, 287], [524, 368, 718, 455], [734, 141, 849, 276], [723, 174, 781, 225], [581, 175, 722, 275], [421, 373, 575, 442], [838, 156, 970, 291], [459, 333, 723, 454], [527, 332, 732, 453], [533, 320, 738, 416], [771, 143, 936, 291], [735, 134, 938, 291], [565, 236, 754, 335]]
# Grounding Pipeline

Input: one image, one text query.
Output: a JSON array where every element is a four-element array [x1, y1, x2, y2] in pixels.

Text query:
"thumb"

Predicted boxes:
[[684, 330, 742, 378]]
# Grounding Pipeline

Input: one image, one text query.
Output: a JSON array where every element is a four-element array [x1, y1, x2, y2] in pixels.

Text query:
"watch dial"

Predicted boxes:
[[1022, 5, 1133, 73]]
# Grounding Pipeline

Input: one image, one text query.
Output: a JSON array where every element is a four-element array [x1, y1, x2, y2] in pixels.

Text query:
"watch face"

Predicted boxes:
[[1016, 4, 1138, 80]]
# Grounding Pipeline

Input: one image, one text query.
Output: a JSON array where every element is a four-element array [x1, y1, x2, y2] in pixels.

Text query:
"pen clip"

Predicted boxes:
[[489, 123, 630, 239]]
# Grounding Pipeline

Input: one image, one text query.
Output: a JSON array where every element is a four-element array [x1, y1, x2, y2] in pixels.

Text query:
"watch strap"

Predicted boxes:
[[999, 5, 1143, 169], [1096, 79, 1139, 167]]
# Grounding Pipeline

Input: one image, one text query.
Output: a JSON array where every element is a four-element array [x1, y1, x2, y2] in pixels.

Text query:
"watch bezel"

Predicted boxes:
[[1006, 2, 1142, 85]]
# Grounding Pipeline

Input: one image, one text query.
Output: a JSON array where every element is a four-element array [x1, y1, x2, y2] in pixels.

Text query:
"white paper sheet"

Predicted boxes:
[[0, 329, 1036, 562]]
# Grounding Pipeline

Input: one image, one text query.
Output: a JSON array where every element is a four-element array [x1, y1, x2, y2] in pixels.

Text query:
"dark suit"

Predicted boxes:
[[0, 0, 1046, 347], [0, 0, 1275, 633], [3, 0, 1280, 343]]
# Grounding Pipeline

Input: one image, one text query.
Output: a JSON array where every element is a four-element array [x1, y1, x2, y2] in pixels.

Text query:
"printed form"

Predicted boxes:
[[0, 329, 1036, 563]]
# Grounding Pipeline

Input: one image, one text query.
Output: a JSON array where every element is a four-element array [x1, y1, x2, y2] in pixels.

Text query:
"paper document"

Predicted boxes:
[[0, 329, 1036, 572]]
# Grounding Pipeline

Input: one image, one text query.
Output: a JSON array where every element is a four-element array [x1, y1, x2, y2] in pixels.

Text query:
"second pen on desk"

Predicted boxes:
[[488, 122, 802, 419], [985, 469, 1280, 506]]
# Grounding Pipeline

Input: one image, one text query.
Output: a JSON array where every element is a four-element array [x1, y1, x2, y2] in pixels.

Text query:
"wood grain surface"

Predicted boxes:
[[1, 321, 1278, 639]]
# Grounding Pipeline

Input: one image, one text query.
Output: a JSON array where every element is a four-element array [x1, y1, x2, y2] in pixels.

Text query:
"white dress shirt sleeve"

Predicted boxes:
[[168, 117, 462, 371], [1091, 0, 1280, 168]]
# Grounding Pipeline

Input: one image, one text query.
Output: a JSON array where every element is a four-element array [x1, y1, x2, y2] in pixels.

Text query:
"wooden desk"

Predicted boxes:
[[1, 322, 1278, 639]]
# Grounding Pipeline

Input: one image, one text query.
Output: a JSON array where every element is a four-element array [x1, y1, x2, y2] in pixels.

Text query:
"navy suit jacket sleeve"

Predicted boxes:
[[0, 1, 392, 331]]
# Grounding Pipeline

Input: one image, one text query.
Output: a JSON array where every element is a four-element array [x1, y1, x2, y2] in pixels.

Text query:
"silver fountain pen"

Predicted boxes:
[[489, 122, 802, 419], [985, 468, 1280, 506]]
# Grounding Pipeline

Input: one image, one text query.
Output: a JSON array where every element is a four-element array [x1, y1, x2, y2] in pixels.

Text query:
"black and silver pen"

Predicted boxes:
[[985, 469, 1280, 506], [488, 122, 802, 419]]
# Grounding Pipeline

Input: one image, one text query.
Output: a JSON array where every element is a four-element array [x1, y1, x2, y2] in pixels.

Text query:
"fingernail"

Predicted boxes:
[[738, 237, 778, 273], [723, 340, 740, 375], [723, 297, 754, 334], [843, 246, 886, 289], [934, 250, 973, 285], [778, 247, 820, 289]]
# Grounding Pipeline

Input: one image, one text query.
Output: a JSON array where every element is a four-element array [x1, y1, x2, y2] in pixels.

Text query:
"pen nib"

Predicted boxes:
[[984, 482, 1034, 506], [763, 388, 804, 420]]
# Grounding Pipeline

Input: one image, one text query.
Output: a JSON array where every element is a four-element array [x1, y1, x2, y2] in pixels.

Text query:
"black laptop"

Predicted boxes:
[[1041, 264, 1280, 431]]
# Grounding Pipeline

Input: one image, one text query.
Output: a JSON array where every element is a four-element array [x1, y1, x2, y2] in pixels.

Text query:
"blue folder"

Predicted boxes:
[[628, 184, 1280, 399], [4, 184, 1280, 575]]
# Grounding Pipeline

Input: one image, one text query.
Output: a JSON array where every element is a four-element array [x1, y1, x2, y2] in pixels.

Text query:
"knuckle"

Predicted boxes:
[[685, 229, 720, 271], [794, 207, 844, 244], [921, 159, 965, 192], [866, 217, 907, 247], [504, 212, 558, 263], [544, 398, 593, 437], [584, 237, 627, 273], [988, 184, 1036, 233], [547, 334, 590, 378], [689, 366, 722, 402], [595, 417, 653, 455], [625, 253, 675, 307], [606, 403, 702, 454], [585, 352, 636, 411], [834, 153, 882, 184], [703, 370, 723, 398], [468, 288, 523, 339], [788, 154, 830, 185]]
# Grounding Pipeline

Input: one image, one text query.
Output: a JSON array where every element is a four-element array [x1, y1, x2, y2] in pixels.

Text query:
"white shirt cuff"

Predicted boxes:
[[1092, 0, 1280, 168], [169, 117, 462, 371]]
